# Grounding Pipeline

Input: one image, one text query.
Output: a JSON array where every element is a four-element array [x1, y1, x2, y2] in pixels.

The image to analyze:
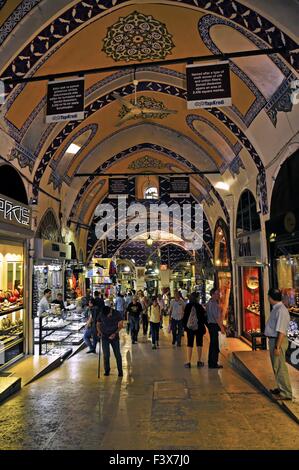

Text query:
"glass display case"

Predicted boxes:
[[0, 242, 25, 368], [34, 303, 87, 356], [240, 266, 265, 340]]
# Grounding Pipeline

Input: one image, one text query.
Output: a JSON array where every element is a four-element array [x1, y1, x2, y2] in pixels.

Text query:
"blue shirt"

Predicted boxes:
[[264, 302, 290, 337]]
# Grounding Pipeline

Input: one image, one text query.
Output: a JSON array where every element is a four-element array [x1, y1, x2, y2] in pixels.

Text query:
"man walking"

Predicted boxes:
[[115, 292, 125, 319], [84, 298, 100, 353], [206, 288, 224, 369], [169, 290, 185, 347], [97, 305, 124, 377], [265, 288, 292, 401], [126, 296, 143, 344]]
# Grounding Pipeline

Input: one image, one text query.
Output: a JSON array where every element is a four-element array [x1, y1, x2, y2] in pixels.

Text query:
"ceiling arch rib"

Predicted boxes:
[[69, 143, 229, 225], [31, 80, 266, 211], [198, 14, 297, 127], [1, 0, 298, 92]]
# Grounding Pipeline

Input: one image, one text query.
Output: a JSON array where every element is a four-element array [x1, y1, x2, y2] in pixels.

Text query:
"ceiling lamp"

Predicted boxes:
[[146, 235, 153, 247], [215, 182, 230, 191], [66, 143, 81, 155], [124, 266, 130, 272]]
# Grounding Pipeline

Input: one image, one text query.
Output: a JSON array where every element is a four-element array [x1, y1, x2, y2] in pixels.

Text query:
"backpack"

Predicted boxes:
[[187, 305, 198, 331]]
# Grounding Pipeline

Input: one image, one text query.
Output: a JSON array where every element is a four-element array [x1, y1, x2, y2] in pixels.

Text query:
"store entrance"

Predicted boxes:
[[239, 266, 265, 339]]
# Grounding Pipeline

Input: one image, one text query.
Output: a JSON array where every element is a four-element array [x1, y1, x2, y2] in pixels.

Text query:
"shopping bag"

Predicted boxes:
[[218, 331, 227, 349]]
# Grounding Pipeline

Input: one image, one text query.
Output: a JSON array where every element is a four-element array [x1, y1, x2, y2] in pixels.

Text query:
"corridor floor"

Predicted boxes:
[[0, 328, 299, 450]]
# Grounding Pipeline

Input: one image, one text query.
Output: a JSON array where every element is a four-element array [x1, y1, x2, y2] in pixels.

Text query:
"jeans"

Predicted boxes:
[[269, 337, 292, 399], [171, 319, 183, 346], [101, 336, 123, 374], [130, 316, 140, 342], [142, 314, 148, 335], [208, 323, 220, 367], [84, 327, 98, 351], [150, 322, 160, 345]]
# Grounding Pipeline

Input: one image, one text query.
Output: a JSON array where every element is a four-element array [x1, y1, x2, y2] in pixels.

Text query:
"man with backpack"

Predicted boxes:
[[183, 292, 206, 368]]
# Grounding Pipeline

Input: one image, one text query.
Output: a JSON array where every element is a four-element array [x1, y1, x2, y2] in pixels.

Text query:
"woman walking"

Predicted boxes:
[[183, 292, 206, 368], [149, 297, 161, 350]]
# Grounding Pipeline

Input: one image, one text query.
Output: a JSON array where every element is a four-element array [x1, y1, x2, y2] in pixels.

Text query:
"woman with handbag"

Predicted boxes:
[[182, 292, 206, 368]]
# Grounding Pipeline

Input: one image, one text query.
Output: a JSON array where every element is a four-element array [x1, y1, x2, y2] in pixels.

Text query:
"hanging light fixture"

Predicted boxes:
[[146, 234, 153, 247]]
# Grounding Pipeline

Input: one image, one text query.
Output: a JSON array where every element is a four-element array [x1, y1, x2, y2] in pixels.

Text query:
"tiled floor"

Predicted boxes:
[[0, 328, 298, 450]]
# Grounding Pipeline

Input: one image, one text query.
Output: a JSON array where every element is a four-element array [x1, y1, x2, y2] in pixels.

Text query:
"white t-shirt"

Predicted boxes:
[[38, 296, 50, 317], [169, 299, 185, 320]]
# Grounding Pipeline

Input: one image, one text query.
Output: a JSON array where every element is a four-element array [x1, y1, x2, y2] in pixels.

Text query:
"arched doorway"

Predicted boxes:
[[236, 189, 264, 343]]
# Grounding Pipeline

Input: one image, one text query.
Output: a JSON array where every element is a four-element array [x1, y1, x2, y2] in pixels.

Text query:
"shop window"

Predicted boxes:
[[144, 186, 159, 200], [236, 190, 260, 236]]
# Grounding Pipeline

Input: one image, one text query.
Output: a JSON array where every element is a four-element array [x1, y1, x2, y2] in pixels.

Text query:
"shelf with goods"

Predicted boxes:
[[34, 302, 87, 356]]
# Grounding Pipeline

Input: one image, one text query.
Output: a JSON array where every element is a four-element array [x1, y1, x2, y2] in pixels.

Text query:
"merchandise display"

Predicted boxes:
[[240, 266, 263, 337], [34, 301, 86, 356], [0, 243, 25, 368], [32, 264, 64, 317]]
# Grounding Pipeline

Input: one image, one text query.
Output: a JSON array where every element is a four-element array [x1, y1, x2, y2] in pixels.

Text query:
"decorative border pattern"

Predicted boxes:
[[48, 123, 98, 189], [69, 142, 225, 218], [0, 0, 41, 45], [31, 81, 266, 213], [198, 14, 295, 127], [1, 0, 298, 91], [186, 114, 244, 174]]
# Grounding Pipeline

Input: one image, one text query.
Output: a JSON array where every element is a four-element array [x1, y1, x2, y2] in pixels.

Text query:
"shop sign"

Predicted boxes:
[[186, 62, 232, 109], [236, 231, 261, 264], [169, 177, 190, 198], [0, 193, 31, 229], [46, 78, 85, 123], [108, 178, 130, 198]]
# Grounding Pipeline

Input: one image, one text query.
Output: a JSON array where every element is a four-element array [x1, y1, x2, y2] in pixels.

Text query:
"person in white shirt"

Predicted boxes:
[[265, 288, 292, 400], [38, 289, 52, 317], [169, 290, 185, 347]]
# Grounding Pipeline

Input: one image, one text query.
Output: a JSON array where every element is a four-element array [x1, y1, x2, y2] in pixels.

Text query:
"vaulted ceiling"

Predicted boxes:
[[0, 0, 298, 256]]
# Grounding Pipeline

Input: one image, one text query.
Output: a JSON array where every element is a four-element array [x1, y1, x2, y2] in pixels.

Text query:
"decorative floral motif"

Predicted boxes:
[[8, 145, 35, 171], [102, 11, 174, 62], [118, 95, 175, 121], [128, 155, 170, 170]]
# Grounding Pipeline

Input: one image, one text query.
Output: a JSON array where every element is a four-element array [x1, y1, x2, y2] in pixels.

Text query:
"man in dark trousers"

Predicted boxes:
[[84, 298, 100, 353], [206, 288, 224, 369], [97, 305, 124, 376], [126, 296, 143, 344], [94, 290, 105, 313]]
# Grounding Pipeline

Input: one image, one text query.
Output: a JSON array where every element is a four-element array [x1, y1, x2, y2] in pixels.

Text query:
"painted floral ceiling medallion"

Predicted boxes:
[[128, 155, 170, 170], [102, 11, 174, 62]]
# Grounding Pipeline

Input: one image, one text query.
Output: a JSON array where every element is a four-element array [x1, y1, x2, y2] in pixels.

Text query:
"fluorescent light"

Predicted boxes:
[[66, 143, 81, 154], [215, 182, 230, 190]]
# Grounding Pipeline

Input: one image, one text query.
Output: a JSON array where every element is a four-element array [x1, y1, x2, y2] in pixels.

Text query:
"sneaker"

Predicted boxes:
[[184, 362, 191, 368], [197, 361, 204, 368], [86, 349, 95, 354], [208, 364, 223, 369], [118, 371, 123, 377], [152, 345, 157, 350], [104, 371, 110, 376]]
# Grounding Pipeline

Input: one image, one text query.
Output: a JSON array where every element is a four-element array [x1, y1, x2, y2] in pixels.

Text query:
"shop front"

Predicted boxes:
[[236, 233, 265, 342], [214, 218, 234, 335], [235, 190, 264, 345], [267, 149, 299, 367], [0, 192, 33, 370]]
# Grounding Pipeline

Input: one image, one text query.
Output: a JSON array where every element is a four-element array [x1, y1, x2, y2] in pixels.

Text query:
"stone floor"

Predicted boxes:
[[0, 327, 299, 450]]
